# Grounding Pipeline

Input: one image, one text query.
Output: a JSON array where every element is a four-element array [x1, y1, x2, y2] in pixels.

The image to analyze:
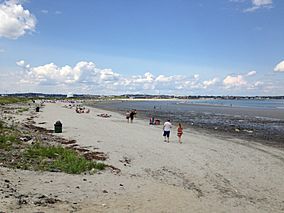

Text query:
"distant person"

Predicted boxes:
[[126, 111, 130, 123], [149, 116, 154, 125], [177, 123, 183, 144], [163, 119, 172, 143], [129, 110, 137, 123], [129, 110, 135, 123]]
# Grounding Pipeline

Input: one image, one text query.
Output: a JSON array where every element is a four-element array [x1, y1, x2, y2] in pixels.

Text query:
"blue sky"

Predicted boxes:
[[0, 0, 283, 95]]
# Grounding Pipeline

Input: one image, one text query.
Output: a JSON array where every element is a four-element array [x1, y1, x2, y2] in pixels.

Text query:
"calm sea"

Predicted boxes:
[[98, 99, 284, 111], [182, 99, 284, 109]]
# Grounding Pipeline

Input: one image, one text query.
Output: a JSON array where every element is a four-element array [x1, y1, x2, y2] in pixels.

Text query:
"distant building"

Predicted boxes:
[[67, 93, 74, 98]]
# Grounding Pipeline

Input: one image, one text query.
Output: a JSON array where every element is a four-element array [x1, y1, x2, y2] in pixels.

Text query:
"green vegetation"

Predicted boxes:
[[21, 143, 105, 174], [0, 120, 106, 174], [0, 97, 30, 105], [0, 134, 19, 150], [0, 121, 20, 150], [17, 107, 29, 113], [94, 161, 106, 170]]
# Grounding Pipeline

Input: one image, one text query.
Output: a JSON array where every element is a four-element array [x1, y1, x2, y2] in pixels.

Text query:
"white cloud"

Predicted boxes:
[[193, 74, 199, 80], [55, 11, 62, 15], [155, 75, 174, 83], [252, 0, 272, 6], [16, 60, 214, 94], [99, 69, 120, 82], [41, 9, 48, 14], [17, 61, 124, 86], [274, 60, 284, 72], [223, 75, 247, 88], [246, 70, 257, 76], [14, 60, 278, 95], [0, 0, 36, 39], [243, 0, 273, 12], [16, 60, 30, 69], [254, 81, 263, 86], [0, 48, 5, 53], [16, 60, 25, 66], [231, 0, 273, 12], [203, 78, 219, 89]]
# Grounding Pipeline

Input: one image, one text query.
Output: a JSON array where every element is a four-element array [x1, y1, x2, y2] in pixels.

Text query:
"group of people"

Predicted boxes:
[[163, 120, 183, 144], [125, 109, 137, 123], [75, 106, 90, 113], [124, 109, 183, 143]]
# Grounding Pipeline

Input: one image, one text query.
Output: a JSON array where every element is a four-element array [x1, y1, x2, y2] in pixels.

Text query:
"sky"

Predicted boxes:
[[0, 0, 283, 96]]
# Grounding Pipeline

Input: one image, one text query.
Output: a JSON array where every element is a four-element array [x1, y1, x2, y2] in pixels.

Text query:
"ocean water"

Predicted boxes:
[[183, 99, 284, 109], [96, 99, 284, 111], [92, 99, 284, 120]]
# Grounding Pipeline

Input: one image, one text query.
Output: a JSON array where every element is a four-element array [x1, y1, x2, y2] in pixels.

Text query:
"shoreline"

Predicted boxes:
[[86, 100, 284, 148]]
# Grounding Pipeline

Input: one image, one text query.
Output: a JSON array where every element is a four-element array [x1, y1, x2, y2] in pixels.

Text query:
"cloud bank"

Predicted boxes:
[[13, 60, 268, 95], [0, 0, 36, 39]]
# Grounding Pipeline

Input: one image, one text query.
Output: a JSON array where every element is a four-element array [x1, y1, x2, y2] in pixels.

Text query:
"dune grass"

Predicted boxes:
[[17, 143, 105, 174], [17, 107, 29, 113], [20, 143, 105, 174], [0, 135, 19, 150], [0, 120, 105, 174], [0, 121, 20, 150], [0, 97, 30, 105]]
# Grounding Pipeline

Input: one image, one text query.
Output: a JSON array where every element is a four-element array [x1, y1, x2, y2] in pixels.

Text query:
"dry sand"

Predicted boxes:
[[1, 102, 284, 212]]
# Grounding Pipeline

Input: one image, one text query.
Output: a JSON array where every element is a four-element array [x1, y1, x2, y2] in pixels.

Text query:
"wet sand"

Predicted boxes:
[[88, 100, 284, 147]]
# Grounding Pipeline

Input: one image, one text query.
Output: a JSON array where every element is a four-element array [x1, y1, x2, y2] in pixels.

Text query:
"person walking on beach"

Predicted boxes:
[[177, 123, 183, 144], [163, 119, 172, 143], [126, 111, 130, 123], [129, 110, 136, 123]]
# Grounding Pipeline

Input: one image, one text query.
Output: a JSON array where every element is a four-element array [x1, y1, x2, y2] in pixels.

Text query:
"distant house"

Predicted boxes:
[[67, 93, 74, 98]]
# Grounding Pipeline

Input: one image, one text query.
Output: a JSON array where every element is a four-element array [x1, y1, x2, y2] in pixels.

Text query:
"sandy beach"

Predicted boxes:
[[1, 102, 284, 212]]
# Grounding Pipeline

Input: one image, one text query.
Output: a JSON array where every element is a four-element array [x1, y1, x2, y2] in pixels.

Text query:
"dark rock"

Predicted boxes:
[[49, 168, 61, 172], [18, 197, 28, 205], [4, 179, 10, 183], [19, 135, 32, 142], [102, 190, 108, 193], [45, 197, 58, 204], [38, 195, 47, 199]]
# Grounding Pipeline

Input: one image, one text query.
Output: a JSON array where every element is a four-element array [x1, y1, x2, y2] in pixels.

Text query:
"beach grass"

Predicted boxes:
[[0, 119, 105, 174], [17, 107, 29, 113], [22, 143, 101, 174], [0, 121, 20, 150], [0, 97, 30, 105], [18, 143, 106, 174], [0, 134, 19, 150]]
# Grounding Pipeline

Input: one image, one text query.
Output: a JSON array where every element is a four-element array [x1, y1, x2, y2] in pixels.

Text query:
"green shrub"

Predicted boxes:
[[0, 135, 18, 150], [23, 144, 103, 174], [18, 108, 29, 113], [0, 97, 29, 104], [95, 162, 106, 170]]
